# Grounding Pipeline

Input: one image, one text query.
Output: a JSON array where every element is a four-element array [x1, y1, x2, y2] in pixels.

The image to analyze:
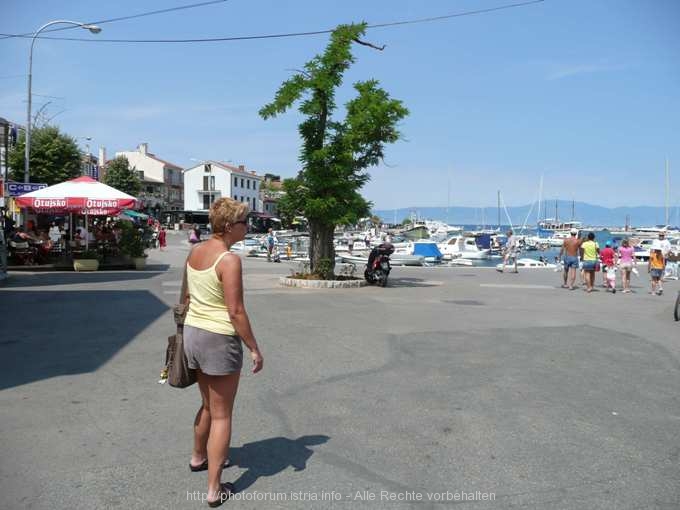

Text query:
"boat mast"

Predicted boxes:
[[665, 157, 670, 226], [571, 199, 575, 221], [446, 177, 450, 225], [537, 174, 543, 225], [497, 190, 501, 230], [555, 199, 558, 223]]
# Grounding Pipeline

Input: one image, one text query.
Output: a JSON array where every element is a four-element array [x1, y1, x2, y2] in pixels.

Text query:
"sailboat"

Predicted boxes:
[[631, 159, 678, 237]]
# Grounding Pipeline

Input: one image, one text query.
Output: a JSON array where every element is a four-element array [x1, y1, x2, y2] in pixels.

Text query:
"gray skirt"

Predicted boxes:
[[183, 325, 243, 376]]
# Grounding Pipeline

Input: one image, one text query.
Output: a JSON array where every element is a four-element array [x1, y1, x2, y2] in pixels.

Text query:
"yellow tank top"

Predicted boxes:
[[184, 251, 236, 336], [582, 240, 599, 261]]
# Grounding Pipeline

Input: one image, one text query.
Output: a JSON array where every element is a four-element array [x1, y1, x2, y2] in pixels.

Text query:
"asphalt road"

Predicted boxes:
[[1, 231, 679, 509]]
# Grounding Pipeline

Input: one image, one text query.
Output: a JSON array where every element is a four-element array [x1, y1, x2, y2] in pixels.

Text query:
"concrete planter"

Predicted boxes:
[[279, 277, 366, 289], [73, 259, 99, 272], [132, 257, 147, 270]]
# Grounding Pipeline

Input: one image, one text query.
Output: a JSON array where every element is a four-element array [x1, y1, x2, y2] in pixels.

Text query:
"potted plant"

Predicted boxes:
[[72, 250, 101, 272], [119, 222, 148, 270]]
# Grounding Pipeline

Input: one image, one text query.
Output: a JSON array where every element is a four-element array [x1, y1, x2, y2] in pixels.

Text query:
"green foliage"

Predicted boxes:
[[272, 178, 303, 227], [8, 125, 81, 185], [118, 221, 146, 258], [316, 258, 334, 280], [103, 156, 141, 196], [259, 23, 409, 276], [402, 218, 413, 225]]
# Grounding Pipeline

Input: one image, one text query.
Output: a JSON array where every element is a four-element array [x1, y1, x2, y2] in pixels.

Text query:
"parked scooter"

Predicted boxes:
[[364, 242, 394, 287]]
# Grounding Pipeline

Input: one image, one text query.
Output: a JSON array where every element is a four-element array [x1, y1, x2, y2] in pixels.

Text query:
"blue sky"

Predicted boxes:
[[2, 0, 679, 209]]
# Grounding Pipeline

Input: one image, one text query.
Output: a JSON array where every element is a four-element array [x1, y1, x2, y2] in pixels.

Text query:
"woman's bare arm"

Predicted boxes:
[[220, 254, 263, 373]]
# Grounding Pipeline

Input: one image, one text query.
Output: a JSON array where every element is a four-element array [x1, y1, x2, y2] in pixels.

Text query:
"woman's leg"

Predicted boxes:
[[205, 372, 241, 499], [191, 370, 212, 466]]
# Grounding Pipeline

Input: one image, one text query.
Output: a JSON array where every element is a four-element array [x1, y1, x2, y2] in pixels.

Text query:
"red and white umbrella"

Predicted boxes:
[[15, 176, 138, 215]]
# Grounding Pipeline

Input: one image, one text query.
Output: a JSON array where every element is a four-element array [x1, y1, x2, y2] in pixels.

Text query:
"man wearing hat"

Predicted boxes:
[[656, 230, 672, 293], [558, 228, 582, 289]]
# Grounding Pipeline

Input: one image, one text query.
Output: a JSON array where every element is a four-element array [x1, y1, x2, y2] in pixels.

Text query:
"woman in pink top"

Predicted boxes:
[[617, 238, 635, 293]]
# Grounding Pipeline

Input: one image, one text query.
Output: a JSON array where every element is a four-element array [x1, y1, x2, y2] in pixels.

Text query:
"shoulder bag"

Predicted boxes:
[[159, 252, 197, 388]]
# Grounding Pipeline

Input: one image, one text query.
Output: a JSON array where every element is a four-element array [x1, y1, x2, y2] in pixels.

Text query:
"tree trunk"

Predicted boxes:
[[309, 221, 336, 278]]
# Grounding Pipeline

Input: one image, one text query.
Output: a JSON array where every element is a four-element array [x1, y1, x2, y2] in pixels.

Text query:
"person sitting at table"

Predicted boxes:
[[9, 227, 37, 265], [74, 228, 86, 247], [13, 226, 35, 242], [34, 230, 53, 262]]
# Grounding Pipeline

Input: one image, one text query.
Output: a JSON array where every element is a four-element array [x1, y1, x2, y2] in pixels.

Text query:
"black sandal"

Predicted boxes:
[[190, 458, 231, 472], [208, 483, 234, 507]]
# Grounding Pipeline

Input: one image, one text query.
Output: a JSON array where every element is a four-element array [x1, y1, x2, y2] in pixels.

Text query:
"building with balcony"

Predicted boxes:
[[183, 161, 263, 212], [115, 143, 183, 212]]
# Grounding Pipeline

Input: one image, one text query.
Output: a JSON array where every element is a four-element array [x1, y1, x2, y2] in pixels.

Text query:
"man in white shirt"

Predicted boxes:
[[658, 230, 672, 257], [657, 230, 672, 292], [77, 227, 89, 247], [48, 222, 62, 244]]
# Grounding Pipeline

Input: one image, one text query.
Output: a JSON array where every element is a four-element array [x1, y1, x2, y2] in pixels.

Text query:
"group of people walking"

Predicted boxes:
[[559, 229, 672, 294], [499, 228, 674, 295]]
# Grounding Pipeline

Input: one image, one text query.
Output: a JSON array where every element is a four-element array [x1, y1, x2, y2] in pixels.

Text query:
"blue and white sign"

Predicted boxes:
[[7, 181, 48, 196]]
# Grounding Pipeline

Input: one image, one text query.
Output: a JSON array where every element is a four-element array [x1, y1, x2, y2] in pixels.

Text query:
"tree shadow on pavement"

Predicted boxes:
[[3, 268, 169, 288], [385, 277, 441, 288], [0, 290, 169, 390], [229, 435, 330, 492]]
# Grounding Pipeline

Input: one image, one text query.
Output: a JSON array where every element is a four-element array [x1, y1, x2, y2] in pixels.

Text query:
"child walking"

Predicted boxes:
[[648, 242, 665, 295]]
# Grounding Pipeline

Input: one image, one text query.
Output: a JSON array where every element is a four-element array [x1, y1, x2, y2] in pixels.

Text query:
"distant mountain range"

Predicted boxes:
[[374, 201, 679, 228]]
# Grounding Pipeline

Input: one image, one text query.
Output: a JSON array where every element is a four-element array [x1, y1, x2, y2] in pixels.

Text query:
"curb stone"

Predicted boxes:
[[279, 277, 366, 288]]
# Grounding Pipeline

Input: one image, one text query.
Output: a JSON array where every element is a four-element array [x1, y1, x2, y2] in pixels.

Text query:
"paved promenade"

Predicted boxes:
[[1, 233, 679, 509]]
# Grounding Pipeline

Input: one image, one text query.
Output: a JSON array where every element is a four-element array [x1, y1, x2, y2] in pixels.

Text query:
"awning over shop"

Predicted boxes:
[[121, 209, 149, 220]]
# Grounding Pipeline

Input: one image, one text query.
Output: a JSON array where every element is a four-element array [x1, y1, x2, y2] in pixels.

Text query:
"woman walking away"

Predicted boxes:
[[648, 241, 665, 295], [617, 238, 635, 293], [183, 198, 264, 507], [580, 232, 600, 293]]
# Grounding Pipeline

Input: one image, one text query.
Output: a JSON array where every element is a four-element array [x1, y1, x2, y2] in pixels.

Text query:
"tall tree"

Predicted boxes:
[[8, 125, 81, 185], [103, 156, 141, 196], [260, 23, 408, 278]]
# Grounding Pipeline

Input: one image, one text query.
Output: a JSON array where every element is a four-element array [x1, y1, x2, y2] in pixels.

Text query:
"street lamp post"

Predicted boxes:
[[79, 136, 92, 177], [25, 20, 101, 183]]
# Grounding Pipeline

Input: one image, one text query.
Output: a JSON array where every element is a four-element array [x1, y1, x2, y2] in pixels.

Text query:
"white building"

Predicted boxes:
[[115, 143, 183, 211], [183, 161, 263, 212]]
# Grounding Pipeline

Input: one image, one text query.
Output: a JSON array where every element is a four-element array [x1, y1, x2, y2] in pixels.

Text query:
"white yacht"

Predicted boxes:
[[632, 225, 678, 239], [438, 236, 491, 260], [537, 219, 582, 232], [426, 220, 464, 242]]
